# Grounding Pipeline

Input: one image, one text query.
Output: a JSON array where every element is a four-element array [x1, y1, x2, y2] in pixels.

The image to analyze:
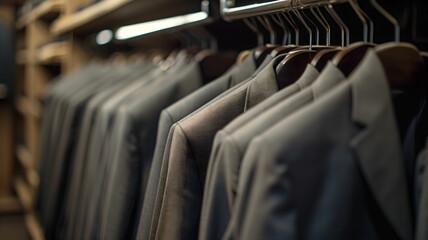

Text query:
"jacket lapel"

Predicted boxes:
[[244, 56, 282, 110], [349, 50, 413, 240]]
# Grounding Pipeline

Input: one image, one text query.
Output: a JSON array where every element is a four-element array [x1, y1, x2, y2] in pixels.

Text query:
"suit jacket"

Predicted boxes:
[[136, 52, 257, 240], [37, 63, 105, 220], [229, 50, 412, 240], [79, 55, 188, 240], [62, 60, 158, 240], [44, 62, 151, 239], [98, 54, 206, 240], [153, 55, 283, 240], [199, 63, 327, 240], [38, 64, 121, 237], [62, 54, 188, 240], [143, 54, 275, 240]]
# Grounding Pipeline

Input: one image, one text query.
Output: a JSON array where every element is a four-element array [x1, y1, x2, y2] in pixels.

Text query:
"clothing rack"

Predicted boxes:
[[221, 0, 348, 21]]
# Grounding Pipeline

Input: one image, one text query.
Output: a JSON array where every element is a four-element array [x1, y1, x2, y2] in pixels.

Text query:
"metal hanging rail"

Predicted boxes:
[[115, 0, 212, 40], [220, 0, 346, 21]]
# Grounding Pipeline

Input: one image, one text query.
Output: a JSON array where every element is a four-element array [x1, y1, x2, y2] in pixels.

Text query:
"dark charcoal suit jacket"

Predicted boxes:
[[136, 53, 257, 240], [227, 50, 412, 240], [63, 60, 157, 240], [38, 63, 115, 238], [43, 63, 147, 238], [153, 55, 285, 240], [199, 63, 329, 240], [98, 54, 208, 240], [146, 54, 275, 240]]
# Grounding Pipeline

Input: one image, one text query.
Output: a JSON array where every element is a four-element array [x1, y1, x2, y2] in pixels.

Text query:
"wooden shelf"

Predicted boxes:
[[51, 0, 132, 35], [16, 49, 29, 65], [16, 0, 65, 30], [16, 96, 42, 118], [14, 176, 33, 211], [16, 175, 44, 239], [51, 0, 200, 36], [25, 213, 45, 240], [0, 196, 23, 213], [16, 144, 40, 189], [37, 41, 68, 65]]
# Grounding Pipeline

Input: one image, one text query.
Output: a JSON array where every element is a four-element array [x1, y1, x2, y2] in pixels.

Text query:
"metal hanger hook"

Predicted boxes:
[[348, 0, 369, 42], [257, 15, 276, 44], [369, 0, 400, 42], [312, 6, 331, 46], [290, 0, 313, 49], [325, 4, 350, 47], [281, 11, 299, 45], [243, 18, 264, 46], [271, 13, 290, 45]]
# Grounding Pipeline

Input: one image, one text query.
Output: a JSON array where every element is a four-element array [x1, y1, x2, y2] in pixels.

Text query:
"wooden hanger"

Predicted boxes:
[[237, 50, 252, 65], [311, 48, 342, 71], [332, 41, 375, 77], [270, 45, 298, 58], [275, 49, 317, 89], [195, 50, 237, 84], [375, 42, 426, 88], [254, 44, 278, 67]]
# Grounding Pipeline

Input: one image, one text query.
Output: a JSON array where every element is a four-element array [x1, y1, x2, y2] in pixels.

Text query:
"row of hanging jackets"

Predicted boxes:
[[37, 42, 428, 240]]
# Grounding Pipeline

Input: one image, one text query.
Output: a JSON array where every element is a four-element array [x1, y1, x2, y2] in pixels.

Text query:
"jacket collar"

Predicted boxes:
[[244, 55, 284, 110], [294, 64, 320, 89], [349, 50, 412, 240], [311, 62, 345, 99], [229, 51, 257, 87]]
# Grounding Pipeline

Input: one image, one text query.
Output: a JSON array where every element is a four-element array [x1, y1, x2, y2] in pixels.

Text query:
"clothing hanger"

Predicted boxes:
[[309, 4, 344, 71], [331, 0, 375, 77], [275, 0, 318, 89], [244, 18, 277, 67], [375, 42, 425, 88], [311, 48, 342, 71], [325, 4, 350, 47], [292, 5, 334, 51], [269, 13, 301, 57], [191, 27, 237, 83], [270, 13, 290, 46], [348, 0, 369, 43], [310, 6, 330, 46], [352, 0, 374, 43], [368, 0, 400, 42], [332, 41, 375, 77]]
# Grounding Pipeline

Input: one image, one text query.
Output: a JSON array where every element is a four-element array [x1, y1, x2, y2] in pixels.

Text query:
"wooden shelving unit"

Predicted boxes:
[[36, 41, 69, 65], [14, 1, 66, 240], [11, 0, 205, 239], [51, 0, 132, 35], [51, 0, 200, 36], [16, 0, 65, 30]]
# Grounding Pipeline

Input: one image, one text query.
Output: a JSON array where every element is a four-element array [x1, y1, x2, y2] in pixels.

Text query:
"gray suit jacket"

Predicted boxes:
[[154, 56, 282, 240], [145, 54, 275, 240], [39, 64, 123, 238], [199, 63, 327, 240], [98, 55, 206, 240], [63, 60, 158, 240], [136, 53, 257, 240], [228, 50, 412, 240], [38, 63, 105, 221]]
